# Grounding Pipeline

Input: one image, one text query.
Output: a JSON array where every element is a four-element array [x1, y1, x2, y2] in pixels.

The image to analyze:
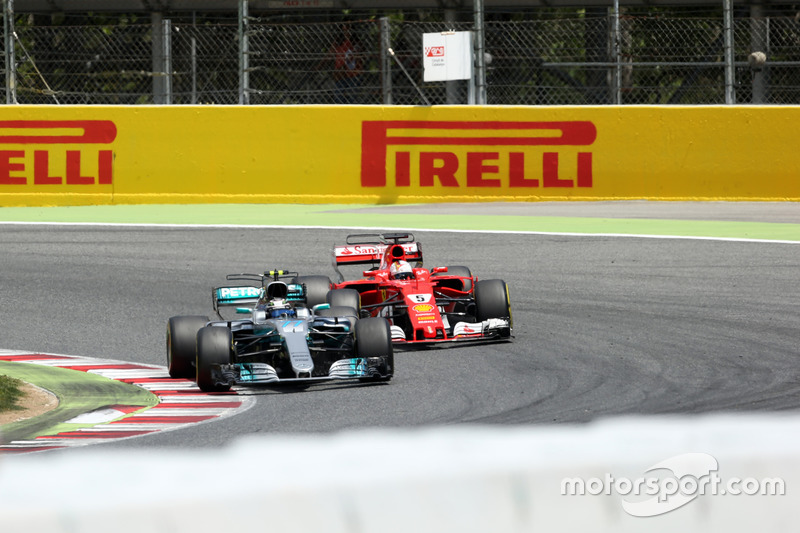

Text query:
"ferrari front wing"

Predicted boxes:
[[389, 317, 512, 345]]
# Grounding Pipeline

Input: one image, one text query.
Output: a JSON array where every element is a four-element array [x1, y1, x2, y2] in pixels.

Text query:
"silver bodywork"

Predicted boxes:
[[209, 312, 382, 385]]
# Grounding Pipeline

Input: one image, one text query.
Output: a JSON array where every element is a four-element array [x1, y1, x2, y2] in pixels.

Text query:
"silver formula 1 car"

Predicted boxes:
[[166, 270, 393, 392]]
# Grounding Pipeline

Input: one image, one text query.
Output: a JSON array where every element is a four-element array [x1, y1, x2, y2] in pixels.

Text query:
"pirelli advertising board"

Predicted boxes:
[[0, 105, 798, 206]]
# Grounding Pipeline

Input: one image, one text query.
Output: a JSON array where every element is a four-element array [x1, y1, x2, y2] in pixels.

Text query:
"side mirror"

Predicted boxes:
[[235, 307, 251, 314], [431, 267, 448, 274]]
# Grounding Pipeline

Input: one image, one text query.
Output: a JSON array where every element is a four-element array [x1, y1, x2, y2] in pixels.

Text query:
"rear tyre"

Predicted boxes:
[[196, 326, 233, 392], [475, 279, 512, 337], [294, 275, 332, 308], [166, 315, 209, 379], [327, 289, 361, 314], [355, 317, 393, 382]]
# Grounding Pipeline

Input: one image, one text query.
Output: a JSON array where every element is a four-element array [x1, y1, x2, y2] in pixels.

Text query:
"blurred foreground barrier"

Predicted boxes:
[[0, 413, 797, 532]]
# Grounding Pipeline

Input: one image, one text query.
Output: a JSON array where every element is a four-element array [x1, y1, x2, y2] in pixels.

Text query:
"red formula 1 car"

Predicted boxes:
[[331, 232, 512, 346]]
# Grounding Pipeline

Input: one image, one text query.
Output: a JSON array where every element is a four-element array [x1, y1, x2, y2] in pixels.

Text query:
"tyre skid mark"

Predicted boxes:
[[0, 351, 253, 454]]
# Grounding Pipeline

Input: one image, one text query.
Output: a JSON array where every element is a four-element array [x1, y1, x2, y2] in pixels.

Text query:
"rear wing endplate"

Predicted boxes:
[[213, 285, 262, 313]]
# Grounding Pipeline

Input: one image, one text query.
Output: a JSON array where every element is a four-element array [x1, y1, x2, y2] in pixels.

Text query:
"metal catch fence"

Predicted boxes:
[[5, 9, 800, 105]]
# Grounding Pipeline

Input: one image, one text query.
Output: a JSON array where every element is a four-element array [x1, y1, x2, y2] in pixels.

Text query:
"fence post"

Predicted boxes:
[[191, 36, 197, 104], [238, 0, 249, 105], [152, 12, 165, 104], [750, 3, 766, 104], [473, 0, 486, 105], [380, 17, 392, 105], [4, 0, 16, 104], [163, 19, 172, 105], [611, 0, 622, 105], [445, 8, 458, 104], [723, 0, 736, 104]]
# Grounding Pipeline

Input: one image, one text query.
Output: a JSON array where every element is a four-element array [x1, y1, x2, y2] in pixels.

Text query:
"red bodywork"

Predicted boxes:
[[332, 236, 482, 344]]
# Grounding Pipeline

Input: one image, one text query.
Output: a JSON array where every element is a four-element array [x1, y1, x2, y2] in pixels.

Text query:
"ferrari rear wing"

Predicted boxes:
[[332, 232, 423, 281]]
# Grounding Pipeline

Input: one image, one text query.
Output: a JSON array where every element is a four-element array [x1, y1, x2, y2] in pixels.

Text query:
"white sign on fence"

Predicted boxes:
[[422, 31, 473, 82]]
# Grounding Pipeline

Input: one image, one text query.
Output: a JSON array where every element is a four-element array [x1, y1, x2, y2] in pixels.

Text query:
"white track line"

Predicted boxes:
[[0, 221, 798, 244]]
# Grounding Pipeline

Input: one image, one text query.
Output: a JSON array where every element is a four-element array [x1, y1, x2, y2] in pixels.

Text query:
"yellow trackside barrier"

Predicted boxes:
[[0, 105, 798, 206]]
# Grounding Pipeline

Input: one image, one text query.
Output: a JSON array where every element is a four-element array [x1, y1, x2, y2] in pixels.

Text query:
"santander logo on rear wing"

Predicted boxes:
[[334, 242, 421, 265]]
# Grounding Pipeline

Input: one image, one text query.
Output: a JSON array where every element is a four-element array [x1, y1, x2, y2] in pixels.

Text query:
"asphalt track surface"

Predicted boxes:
[[0, 202, 798, 451]]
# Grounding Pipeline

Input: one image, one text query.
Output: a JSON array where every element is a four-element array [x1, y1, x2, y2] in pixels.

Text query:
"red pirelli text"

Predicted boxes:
[[361, 120, 597, 188], [0, 150, 113, 186]]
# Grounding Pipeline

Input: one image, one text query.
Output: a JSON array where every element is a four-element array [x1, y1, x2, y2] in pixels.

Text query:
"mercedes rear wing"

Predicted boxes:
[[213, 284, 262, 314], [212, 270, 303, 315]]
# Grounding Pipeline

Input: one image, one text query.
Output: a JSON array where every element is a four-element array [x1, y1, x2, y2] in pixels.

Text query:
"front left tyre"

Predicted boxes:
[[355, 317, 394, 382], [196, 326, 233, 392], [166, 315, 209, 379]]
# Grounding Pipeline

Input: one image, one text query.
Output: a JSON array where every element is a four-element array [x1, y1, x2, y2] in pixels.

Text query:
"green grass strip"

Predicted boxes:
[[0, 204, 798, 241], [0, 375, 24, 412], [0, 361, 158, 444]]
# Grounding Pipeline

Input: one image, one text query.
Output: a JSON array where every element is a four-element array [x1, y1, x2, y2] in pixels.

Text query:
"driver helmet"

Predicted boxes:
[[390, 260, 414, 280], [268, 298, 296, 318]]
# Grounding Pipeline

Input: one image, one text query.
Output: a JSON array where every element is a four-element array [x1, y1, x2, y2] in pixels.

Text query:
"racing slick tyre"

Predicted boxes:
[[166, 315, 209, 379], [475, 279, 513, 337], [196, 326, 233, 393], [432, 265, 473, 292], [355, 317, 394, 382], [294, 275, 332, 308], [327, 288, 361, 314]]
